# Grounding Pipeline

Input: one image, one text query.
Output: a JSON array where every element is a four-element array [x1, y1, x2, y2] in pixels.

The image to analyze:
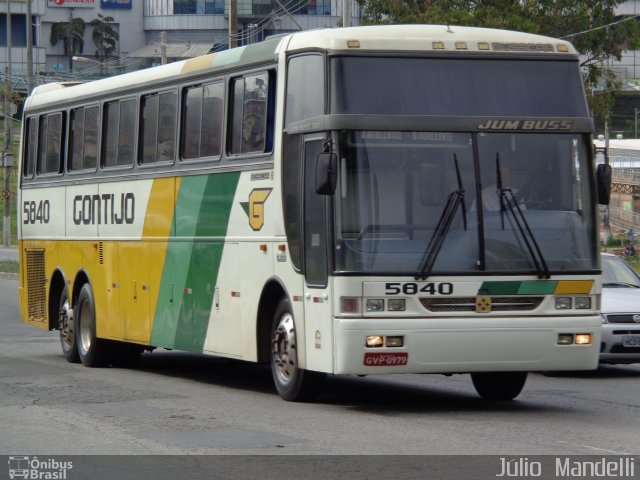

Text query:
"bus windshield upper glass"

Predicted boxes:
[[334, 131, 598, 275], [330, 57, 588, 117]]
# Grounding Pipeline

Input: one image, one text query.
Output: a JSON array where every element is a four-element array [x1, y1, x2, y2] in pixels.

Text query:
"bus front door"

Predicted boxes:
[[302, 136, 333, 373]]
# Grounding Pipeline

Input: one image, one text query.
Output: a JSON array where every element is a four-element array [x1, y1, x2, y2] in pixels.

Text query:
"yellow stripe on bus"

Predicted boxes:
[[554, 280, 593, 295]]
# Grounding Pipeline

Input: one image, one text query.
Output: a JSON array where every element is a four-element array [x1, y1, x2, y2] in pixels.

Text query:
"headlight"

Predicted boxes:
[[366, 299, 385, 312], [555, 297, 572, 309], [387, 299, 406, 311], [575, 297, 591, 309]]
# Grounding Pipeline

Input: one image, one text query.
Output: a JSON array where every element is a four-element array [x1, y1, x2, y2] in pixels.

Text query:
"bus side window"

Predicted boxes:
[[201, 82, 223, 157], [37, 112, 64, 176], [140, 91, 177, 165], [229, 72, 271, 155], [103, 99, 135, 168], [22, 117, 37, 179], [69, 106, 99, 172], [181, 82, 223, 161]]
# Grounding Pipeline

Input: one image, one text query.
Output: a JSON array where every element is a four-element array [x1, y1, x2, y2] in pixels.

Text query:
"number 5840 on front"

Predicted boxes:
[[385, 282, 453, 295]]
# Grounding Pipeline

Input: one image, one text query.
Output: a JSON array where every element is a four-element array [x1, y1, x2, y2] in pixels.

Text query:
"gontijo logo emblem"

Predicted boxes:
[[241, 188, 272, 231]]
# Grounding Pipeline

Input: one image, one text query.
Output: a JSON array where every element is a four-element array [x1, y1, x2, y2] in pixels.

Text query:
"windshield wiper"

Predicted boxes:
[[496, 155, 551, 279], [603, 281, 640, 288], [416, 154, 467, 280]]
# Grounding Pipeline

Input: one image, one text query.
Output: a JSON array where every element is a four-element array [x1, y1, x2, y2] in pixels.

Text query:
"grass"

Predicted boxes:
[[625, 256, 640, 274], [0, 260, 18, 273]]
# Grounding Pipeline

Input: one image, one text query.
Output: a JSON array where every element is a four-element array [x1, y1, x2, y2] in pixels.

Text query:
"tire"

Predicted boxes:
[[58, 286, 80, 363], [270, 298, 325, 402], [76, 283, 113, 367], [471, 372, 528, 401]]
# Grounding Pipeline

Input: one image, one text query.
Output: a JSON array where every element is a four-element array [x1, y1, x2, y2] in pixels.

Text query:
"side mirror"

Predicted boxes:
[[596, 163, 612, 205], [316, 152, 337, 195]]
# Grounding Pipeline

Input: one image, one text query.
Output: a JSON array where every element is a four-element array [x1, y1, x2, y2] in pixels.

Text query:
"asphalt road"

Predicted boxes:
[[1, 277, 639, 463]]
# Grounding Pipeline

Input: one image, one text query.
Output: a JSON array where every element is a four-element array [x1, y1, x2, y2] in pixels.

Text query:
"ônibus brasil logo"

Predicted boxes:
[[8, 456, 73, 480]]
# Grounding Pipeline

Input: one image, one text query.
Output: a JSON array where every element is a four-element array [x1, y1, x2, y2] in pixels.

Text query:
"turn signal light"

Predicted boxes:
[[340, 297, 360, 314]]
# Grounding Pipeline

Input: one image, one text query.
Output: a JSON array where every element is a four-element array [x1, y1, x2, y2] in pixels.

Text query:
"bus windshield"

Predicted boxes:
[[334, 131, 598, 275], [330, 56, 588, 117]]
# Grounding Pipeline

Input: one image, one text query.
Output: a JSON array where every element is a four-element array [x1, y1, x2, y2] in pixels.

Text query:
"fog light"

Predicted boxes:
[[366, 299, 385, 312], [340, 297, 360, 314], [575, 297, 591, 309], [555, 297, 572, 310], [575, 333, 592, 345], [386, 336, 404, 347], [387, 299, 406, 312], [558, 334, 574, 345], [366, 335, 384, 348]]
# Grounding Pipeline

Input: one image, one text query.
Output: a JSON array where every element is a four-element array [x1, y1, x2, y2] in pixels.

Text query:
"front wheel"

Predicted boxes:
[[471, 372, 528, 401], [271, 298, 325, 402], [76, 283, 113, 367]]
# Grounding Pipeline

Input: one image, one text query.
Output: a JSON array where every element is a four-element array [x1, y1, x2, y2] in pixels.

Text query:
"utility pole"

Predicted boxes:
[[229, 0, 237, 48], [160, 31, 167, 65], [603, 119, 611, 245], [342, 0, 350, 27], [3, 0, 13, 247], [26, 0, 34, 94]]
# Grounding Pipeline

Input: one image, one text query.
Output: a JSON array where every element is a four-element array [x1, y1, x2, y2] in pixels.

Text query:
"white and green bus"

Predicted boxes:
[[18, 25, 611, 401]]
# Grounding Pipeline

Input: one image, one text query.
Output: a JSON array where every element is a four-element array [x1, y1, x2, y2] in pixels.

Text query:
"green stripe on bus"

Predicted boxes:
[[517, 281, 557, 295], [479, 281, 557, 295], [150, 172, 240, 352]]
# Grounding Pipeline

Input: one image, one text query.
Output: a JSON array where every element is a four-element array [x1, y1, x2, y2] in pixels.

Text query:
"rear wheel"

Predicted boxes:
[[471, 372, 528, 401], [59, 286, 80, 363], [76, 283, 113, 367], [271, 298, 325, 402]]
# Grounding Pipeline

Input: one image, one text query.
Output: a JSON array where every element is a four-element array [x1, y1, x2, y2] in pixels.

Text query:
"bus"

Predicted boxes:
[[17, 25, 611, 402]]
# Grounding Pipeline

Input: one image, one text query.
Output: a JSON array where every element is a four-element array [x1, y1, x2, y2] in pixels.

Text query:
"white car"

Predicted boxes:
[[600, 252, 640, 364]]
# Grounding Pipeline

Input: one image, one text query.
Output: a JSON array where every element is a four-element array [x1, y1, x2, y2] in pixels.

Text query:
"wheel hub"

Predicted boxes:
[[59, 300, 74, 349], [272, 313, 297, 383]]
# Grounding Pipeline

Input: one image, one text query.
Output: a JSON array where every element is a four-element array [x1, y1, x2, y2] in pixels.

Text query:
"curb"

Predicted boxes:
[[0, 272, 18, 280]]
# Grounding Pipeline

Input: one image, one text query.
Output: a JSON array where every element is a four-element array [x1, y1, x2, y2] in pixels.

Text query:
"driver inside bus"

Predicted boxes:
[[473, 164, 525, 212]]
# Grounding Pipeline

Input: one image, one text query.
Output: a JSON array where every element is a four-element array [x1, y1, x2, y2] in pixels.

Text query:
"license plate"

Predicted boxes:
[[363, 352, 408, 366], [622, 335, 640, 347]]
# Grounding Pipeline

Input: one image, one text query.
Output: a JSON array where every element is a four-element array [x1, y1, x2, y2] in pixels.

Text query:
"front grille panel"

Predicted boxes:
[[610, 345, 640, 354], [25, 249, 46, 323], [420, 296, 543, 312], [612, 330, 640, 335], [605, 314, 640, 324]]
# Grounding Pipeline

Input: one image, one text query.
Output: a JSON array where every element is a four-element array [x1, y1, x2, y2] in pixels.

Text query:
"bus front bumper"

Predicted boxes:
[[333, 315, 601, 375]]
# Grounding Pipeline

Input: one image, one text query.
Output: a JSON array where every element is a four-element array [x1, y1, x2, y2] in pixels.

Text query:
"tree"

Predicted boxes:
[[50, 17, 86, 71], [355, 0, 640, 124], [90, 13, 120, 67]]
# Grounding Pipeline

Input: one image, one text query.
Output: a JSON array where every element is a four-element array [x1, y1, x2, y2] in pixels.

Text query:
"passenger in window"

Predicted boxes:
[[242, 100, 266, 153]]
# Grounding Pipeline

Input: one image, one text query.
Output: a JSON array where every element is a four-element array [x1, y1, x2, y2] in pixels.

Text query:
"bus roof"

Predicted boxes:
[[25, 25, 576, 112], [285, 24, 577, 55]]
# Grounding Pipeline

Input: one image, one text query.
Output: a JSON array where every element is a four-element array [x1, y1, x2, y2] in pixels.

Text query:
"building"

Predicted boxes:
[[0, 0, 361, 92], [0, 0, 46, 92]]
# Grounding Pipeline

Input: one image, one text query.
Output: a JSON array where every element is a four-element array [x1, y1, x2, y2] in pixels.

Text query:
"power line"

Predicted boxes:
[[561, 14, 640, 39]]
